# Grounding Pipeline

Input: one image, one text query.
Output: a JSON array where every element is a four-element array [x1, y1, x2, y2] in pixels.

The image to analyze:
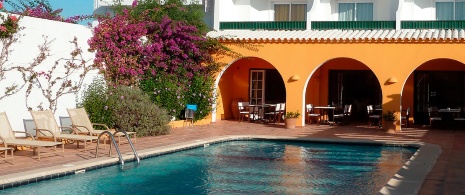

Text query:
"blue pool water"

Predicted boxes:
[[1, 140, 417, 194]]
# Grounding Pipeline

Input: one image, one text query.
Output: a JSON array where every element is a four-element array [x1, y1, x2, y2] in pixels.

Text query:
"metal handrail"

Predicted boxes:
[[96, 131, 124, 165], [114, 130, 140, 164]]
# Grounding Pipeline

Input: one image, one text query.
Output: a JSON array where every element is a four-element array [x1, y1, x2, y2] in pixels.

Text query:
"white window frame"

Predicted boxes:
[[436, 0, 465, 20], [337, 1, 374, 21], [273, 2, 307, 21]]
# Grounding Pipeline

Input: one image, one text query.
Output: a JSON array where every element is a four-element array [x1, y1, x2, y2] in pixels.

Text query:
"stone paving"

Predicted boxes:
[[0, 120, 464, 194]]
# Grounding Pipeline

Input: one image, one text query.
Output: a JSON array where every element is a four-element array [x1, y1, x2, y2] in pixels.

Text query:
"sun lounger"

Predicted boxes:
[[0, 112, 63, 160], [67, 108, 136, 146], [30, 110, 99, 151]]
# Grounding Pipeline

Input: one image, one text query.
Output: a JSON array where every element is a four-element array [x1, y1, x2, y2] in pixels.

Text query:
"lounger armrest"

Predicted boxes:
[[0, 137, 7, 147], [59, 126, 77, 135], [13, 130, 36, 140], [34, 128, 58, 142], [70, 125, 92, 135], [92, 123, 111, 130]]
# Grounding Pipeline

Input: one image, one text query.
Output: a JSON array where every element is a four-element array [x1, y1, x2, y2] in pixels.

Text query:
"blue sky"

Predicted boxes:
[[5, 0, 94, 25]]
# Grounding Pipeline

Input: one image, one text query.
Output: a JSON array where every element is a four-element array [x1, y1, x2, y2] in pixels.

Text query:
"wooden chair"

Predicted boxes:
[[367, 105, 381, 127], [264, 104, 281, 123], [401, 107, 411, 128], [334, 104, 352, 125], [305, 104, 320, 125], [428, 106, 442, 128], [238, 102, 250, 122]]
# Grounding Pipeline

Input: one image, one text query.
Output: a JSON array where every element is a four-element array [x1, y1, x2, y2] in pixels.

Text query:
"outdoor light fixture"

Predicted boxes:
[[387, 77, 398, 83], [290, 75, 300, 81]]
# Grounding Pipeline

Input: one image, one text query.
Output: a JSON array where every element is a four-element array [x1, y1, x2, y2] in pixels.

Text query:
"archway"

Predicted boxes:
[[213, 57, 286, 122], [304, 57, 382, 123], [401, 58, 465, 126]]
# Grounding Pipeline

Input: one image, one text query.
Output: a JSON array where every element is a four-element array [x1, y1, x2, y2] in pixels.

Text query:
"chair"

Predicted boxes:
[[334, 104, 352, 125], [305, 104, 320, 125], [428, 106, 442, 128], [67, 108, 137, 146], [30, 110, 99, 151], [238, 101, 250, 122], [277, 103, 286, 123], [400, 107, 411, 128], [367, 105, 381, 127], [0, 112, 63, 160], [264, 104, 280, 123], [184, 104, 197, 126], [453, 107, 465, 129]]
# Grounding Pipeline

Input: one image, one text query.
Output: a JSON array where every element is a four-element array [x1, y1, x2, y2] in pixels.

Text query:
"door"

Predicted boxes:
[[250, 70, 265, 105]]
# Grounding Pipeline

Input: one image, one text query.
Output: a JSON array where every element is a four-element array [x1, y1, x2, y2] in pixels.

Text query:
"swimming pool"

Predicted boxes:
[[0, 139, 418, 194]]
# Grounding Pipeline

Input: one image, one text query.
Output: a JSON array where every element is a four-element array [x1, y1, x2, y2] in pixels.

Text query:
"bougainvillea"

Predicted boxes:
[[4, 0, 92, 24], [89, 1, 225, 120], [0, 2, 20, 39]]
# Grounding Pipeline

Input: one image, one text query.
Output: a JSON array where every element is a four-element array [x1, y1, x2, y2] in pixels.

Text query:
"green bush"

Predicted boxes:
[[78, 77, 171, 137], [140, 72, 216, 121], [77, 77, 113, 126], [107, 85, 171, 136]]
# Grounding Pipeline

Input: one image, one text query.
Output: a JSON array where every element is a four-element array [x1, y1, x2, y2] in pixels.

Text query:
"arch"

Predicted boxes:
[[211, 56, 286, 123], [303, 57, 382, 126], [400, 58, 465, 129]]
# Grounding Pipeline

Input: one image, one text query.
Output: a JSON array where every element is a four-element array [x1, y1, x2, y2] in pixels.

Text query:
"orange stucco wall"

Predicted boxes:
[[212, 41, 465, 128]]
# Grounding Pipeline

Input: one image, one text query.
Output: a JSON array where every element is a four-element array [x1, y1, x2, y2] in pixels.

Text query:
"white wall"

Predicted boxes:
[[0, 14, 98, 132]]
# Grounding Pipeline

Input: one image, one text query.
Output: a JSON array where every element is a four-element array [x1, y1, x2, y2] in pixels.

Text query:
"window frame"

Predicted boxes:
[[337, 1, 374, 21], [273, 2, 307, 21], [436, 0, 465, 20]]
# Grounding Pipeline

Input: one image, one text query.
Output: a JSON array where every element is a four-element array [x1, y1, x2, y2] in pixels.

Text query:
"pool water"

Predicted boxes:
[[1, 140, 417, 194]]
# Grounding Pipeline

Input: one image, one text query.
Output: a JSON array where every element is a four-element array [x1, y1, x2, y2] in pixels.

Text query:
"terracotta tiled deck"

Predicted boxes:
[[0, 120, 464, 194]]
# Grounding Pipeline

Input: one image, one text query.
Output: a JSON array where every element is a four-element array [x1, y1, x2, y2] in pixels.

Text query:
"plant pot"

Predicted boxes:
[[383, 120, 397, 133], [285, 118, 297, 129]]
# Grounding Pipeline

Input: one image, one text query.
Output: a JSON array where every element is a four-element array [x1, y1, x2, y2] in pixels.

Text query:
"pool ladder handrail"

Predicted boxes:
[[95, 130, 140, 165]]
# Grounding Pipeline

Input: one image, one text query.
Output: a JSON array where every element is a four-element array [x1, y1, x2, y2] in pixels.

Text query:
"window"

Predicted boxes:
[[274, 4, 307, 21], [436, 1, 465, 20], [338, 3, 373, 21]]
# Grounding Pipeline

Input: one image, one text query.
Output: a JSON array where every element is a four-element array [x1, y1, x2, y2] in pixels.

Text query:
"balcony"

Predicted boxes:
[[401, 21, 465, 29], [219, 21, 306, 30], [311, 21, 395, 30], [219, 21, 465, 31]]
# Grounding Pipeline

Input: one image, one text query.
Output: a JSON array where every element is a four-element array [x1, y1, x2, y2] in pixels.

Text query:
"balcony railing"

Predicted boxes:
[[311, 21, 396, 30], [219, 21, 306, 30], [219, 21, 465, 30], [401, 21, 465, 29]]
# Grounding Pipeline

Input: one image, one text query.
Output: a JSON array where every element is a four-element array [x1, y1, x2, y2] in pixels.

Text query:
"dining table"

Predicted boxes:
[[438, 108, 461, 128], [314, 106, 338, 125]]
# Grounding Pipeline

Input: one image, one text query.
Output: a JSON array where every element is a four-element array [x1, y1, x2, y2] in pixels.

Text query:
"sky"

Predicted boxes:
[[5, 0, 94, 25]]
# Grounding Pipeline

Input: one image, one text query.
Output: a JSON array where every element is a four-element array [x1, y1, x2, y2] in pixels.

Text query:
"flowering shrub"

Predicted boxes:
[[5, 0, 92, 24], [89, 1, 225, 121], [78, 77, 171, 137], [0, 2, 20, 39]]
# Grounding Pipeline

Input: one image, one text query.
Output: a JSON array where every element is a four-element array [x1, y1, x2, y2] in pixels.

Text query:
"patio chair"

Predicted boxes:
[[264, 103, 280, 123], [238, 101, 250, 122], [305, 104, 320, 125], [276, 103, 286, 123], [67, 108, 136, 146], [0, 112, 63, 160], [453, 107, 465, 129], [334, 104, 352, 125], [428, 106, 442, 128], [30, 110, 99, 151], [367, 105, 381, 127], [184, 104, 197, 126], [400, 107, 410, 128]]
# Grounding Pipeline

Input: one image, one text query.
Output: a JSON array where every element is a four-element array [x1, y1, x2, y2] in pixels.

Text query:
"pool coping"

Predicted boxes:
[[0, 135, 441, 194]]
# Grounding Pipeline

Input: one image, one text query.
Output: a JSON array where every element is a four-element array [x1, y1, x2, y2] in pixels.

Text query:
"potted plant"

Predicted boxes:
[[284, 110, 300, 129], [382, 111, 398, 133]]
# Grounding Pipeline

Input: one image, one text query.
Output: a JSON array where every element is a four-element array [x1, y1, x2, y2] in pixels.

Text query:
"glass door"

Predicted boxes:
[[414, 72, 431, 125], [250, 70, 265, 105]]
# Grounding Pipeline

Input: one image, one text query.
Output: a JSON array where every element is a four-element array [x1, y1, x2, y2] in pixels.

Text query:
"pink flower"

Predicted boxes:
[[0, 3, 3, 10], [9, 15, 18, 22], [0, 26, 6, 32]]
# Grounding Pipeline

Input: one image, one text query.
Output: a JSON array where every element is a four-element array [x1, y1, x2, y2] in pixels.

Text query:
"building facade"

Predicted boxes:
[[94, 0, 465, 129]]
